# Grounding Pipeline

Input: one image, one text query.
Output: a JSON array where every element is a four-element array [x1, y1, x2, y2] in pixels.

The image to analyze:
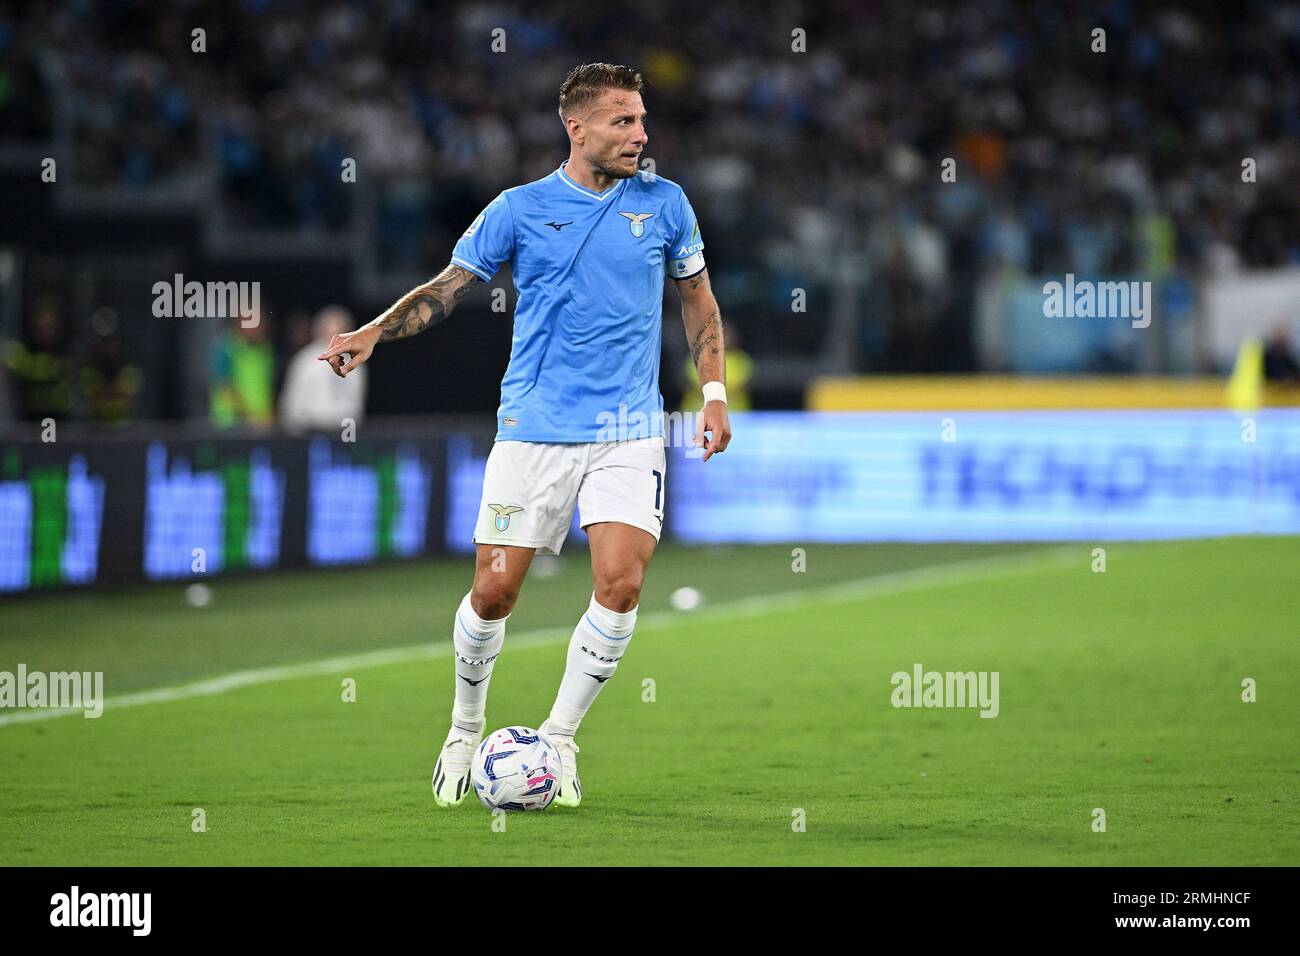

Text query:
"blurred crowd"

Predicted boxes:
[[3, 0, 1300, 376], [0, 295, 365, 430], [1, 297, 143, 425]]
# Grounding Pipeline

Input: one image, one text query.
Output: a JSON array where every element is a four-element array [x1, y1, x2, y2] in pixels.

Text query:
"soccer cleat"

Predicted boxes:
[[540, 721, 582, 807], [432, 725, 482, 808]]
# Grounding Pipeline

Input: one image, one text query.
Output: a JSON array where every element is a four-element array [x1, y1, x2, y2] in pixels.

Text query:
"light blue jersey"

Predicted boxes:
[[451, 161, 706, 443]]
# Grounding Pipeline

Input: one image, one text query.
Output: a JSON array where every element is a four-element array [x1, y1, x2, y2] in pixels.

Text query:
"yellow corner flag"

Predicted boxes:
[[1226, 338, 1264, 413]]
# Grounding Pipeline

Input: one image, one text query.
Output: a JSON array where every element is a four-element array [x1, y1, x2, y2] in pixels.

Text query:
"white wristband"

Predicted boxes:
[[702, 381, 727, 405]]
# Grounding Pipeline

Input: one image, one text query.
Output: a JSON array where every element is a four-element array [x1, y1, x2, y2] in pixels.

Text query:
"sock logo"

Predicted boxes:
[[458, 674, 489, 686], [455, 652, 499, 667], [584, 672, 611, 683], [579, 645, 618, 664]]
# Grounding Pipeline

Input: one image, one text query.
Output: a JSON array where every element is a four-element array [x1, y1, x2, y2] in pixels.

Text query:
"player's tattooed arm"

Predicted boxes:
[[674, 267, 732, 460], [678, 268, 725, 386], [689, 308, 723, 379], [317, 263, 479, 378], [367, 264, 480, 341]]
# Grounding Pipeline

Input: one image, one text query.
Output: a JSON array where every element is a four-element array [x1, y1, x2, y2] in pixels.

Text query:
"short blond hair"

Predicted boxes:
[[558, 63, 645, 119]]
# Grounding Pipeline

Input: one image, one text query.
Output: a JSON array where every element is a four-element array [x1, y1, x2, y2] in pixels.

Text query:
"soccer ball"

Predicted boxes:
[[470, 726, 562, 812]]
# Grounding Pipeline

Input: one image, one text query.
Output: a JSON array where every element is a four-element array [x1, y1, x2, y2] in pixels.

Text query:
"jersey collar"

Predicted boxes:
[[557, 161, 630, 202]]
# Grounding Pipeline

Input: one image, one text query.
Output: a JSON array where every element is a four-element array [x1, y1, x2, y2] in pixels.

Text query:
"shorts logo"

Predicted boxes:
[[618, 212, 654, 238], [488, 503, 525, 532]]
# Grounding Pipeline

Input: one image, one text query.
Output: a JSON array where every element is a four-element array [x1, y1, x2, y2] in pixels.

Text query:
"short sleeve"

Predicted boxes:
[[666, 190, 706, 280], [451, 192, 514, 282]]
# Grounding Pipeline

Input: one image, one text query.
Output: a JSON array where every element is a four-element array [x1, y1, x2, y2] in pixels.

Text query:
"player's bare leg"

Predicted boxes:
[[541, 521, 656, 807], [433, 543, 535, 807], [585, 521, 657, 613]]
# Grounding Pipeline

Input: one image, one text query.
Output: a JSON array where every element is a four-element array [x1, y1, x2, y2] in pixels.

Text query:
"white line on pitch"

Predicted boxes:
[[0, 544, 1086, 728]]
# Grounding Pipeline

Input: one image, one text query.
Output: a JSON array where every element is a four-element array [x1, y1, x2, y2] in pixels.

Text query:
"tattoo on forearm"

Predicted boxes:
[[376, 294, 444, 341], [369, 264, 479, 341], [690, 308, 723, 371]]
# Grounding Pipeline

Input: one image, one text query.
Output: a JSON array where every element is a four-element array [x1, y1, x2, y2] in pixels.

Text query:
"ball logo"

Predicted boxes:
[[525, 768, 557, 794], [472, 726, 562, 812], [618, 211, 654, 238], [488, 503, 524, 531]]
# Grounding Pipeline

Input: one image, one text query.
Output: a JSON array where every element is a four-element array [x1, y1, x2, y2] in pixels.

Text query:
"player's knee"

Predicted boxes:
[[470, 581, 519, 620], [594, 571, 642, 613]]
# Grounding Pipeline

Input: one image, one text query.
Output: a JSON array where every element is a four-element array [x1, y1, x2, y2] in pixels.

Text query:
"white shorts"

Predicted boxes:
[[472, 438, 666, 555]]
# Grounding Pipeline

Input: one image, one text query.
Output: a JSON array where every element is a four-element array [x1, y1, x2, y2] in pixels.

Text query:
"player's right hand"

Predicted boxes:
[[317, 325, 380, 378]]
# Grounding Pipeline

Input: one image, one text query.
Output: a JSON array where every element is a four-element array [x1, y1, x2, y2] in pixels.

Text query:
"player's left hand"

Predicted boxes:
[[695, 400, 731, 461]]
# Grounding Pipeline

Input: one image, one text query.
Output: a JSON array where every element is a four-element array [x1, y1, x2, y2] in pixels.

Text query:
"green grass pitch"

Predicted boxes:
[[1, 537, 1297, 866]]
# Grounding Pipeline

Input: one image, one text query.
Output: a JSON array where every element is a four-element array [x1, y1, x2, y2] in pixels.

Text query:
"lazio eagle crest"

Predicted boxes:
[[488, 503, 525, 532], [618, 212, 654, 238]]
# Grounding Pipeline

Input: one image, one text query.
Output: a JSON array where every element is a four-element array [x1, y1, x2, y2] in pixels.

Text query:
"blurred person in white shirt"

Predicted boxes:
[[279, 305, 367, 433]]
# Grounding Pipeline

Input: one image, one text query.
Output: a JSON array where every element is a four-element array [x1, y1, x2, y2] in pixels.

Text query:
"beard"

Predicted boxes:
[[594, 155, 639, 180]]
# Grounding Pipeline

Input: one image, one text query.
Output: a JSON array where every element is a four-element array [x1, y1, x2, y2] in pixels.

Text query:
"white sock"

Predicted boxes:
[[545, 594, 637, 738], [451, 592, 507, 735]]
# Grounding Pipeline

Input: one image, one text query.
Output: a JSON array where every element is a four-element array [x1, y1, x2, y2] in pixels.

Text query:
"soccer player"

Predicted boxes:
[[318, 63, 730, 808]]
